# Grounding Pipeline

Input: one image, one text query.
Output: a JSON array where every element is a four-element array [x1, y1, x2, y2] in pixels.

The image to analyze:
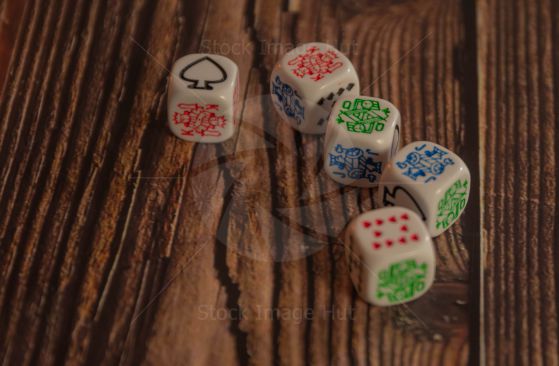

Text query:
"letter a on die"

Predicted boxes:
[[167, 54, 239, 143]]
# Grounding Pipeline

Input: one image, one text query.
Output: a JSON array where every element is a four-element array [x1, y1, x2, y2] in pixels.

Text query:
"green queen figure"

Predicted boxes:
[[336, 98, 391, 134]]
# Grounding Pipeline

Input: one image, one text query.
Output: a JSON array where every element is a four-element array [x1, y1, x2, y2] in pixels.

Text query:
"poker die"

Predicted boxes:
[[345, 207, 435, 306], [270, 42, 360, 134], [378, 141, 471, 237], [323, 96, 400, 187], [167, 54, 239, 143]]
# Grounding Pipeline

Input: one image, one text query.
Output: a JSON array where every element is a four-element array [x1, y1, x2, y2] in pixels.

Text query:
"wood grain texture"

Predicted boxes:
[[0, 0, 24, 87], [0, 0, 554, 364], [477, 0, 559, 364]]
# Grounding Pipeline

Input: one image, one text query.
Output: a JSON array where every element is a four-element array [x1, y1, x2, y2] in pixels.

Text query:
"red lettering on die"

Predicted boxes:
[[174, 103, 226, 137], [287, 46, 343, 81]]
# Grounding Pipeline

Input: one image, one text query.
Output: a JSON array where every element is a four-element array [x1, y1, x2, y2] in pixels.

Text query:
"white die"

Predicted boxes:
[[345, 207, 435, 306], [167, 54, 239, 143], [270, 42, 360, 134], [323, 96, 400, 187], [378, 141, 471, 237]]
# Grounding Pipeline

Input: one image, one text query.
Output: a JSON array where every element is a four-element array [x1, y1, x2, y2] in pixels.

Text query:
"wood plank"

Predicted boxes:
[[0, 0, 26, 87], [0, 0, 475, 365], [476, 0, 559, 364]]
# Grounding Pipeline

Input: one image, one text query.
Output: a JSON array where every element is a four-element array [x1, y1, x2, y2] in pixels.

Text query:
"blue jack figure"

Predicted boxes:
[[328, 144, 382, 182], [396, 143, 454, 183], [271, 76, 304, 125]]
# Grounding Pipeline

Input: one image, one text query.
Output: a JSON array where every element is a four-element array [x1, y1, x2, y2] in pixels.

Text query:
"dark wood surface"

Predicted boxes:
[[0, 0, 556, 365]]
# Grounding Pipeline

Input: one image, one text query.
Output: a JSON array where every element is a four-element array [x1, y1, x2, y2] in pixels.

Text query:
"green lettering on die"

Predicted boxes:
[[435, 179, 469, 229], [336, 98, 390, 134], [376, 259, 428, 303]]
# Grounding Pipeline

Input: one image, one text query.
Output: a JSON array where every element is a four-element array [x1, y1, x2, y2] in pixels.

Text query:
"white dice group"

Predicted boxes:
[[167, 42, 471, 307], [266, 42, 470, 306]]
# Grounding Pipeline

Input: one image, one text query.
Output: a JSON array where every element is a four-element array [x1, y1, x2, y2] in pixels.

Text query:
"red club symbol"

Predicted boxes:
[[401, 213, 409, 220], [400, 225, 408, 232], [372, 242, 381, 250], [375, 219, 384, 226], [362, 221, 372, 228], [411, 234, 419, 241], [374, 231, 382, 237], [399, 236, 407, 244], [388, 216, 397, 223]]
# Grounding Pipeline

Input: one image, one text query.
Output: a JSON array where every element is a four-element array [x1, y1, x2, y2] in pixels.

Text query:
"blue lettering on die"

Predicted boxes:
[[272, 76, 304, 125], [328, 144, 382, 182], [395, 143, 454, 183]]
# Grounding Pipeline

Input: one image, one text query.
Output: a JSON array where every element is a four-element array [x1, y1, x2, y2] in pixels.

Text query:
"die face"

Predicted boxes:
[[391, 141, 462, 184], [323, 96, 400, 187], [168, 101, 234, 143], [270, 43, 360, 134], [270, 72, 306, 130], [323, 142, 386, 187], [370, 252, 435, 306], [431, 170, 470, 235], [379, 141, 471, 236], [345, 207, 435, 305], [330, 96, 400, 142], [280, 42, 356, 89], [349, 207, 432, 261], [168, 54, 238, 143]]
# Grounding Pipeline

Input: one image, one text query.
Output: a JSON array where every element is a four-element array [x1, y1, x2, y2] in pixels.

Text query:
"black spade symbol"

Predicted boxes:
[[382, 186, 427, 221], [180, 56, 227, 90]]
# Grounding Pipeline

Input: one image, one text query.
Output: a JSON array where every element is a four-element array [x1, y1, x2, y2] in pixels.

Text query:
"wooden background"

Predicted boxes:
[[0, 0, 557, 365]]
